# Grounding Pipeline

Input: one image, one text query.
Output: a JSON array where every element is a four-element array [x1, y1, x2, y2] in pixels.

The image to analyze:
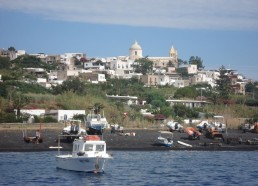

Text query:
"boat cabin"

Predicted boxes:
[[72, 136, 107, 157]]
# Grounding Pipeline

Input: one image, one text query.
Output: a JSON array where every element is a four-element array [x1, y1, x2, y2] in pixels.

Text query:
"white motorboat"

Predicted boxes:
[[166, 121, 184, 132], [85, 110, 108, 135], [196, 116, 226, 133], [110, 124, 124, 133], [196, 120, 210, 132], [56, 135, 112, 173], [61, 120, 86, 142], [156, 131, 173, 147]]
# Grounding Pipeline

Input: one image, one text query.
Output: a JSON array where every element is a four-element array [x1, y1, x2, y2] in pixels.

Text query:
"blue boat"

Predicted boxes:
[[156, 131, 173, 147], [85, 110, 108, 135]]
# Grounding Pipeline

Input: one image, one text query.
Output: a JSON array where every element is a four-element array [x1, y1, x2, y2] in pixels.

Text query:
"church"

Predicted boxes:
[[129, 41, 178, 68]]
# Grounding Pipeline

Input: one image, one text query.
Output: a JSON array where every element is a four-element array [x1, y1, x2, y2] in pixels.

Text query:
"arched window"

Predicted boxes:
[[135, 51, 137, 55]]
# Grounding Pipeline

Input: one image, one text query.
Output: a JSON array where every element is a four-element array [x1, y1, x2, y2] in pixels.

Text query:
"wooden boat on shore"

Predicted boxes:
[[56, 135, 112, 173], [185, 127, 201, 140], [22, 123, 43, 144], [205, 127, 224, 140]]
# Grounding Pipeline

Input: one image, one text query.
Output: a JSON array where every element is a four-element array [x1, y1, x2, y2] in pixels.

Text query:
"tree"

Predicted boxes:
[[208, 90, 220, 104], [215, 66, 231, 100], [80, 57, 87, 69], [88, 102, 104, 114], [73, 57, 81, 66], [189, 56, 204, 70], [174, 87, 197, 99], [176, 67, 189, 78], [245, 82, 256, 93], [144, 92, 165, 105], [52, 77, 86, 95], [167, 60, 175, 67], [12, 55, 56, 70], [0, 56, 11, 69], [7, 90, 30, 117], [8, 46, 16, 52], [178, 58, 188, 66], [133, 57, 153, 75]]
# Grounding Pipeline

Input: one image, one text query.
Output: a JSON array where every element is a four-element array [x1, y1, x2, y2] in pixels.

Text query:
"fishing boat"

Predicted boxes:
[[166, 120, 184, 132], [156, 131, 173, 147], [56, 135, 112, 173], [85, 109, 108, 135], [185, 127, 201, 140], [61, 120, 86, 143], [210, 115, 227, 133], [22, 123, 43, 144]]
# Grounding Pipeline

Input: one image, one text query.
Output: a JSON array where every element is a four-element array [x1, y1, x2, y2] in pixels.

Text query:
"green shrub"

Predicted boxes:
[[245, 99, 258, 107], [43, 116, 57, 123], [0, 112, 22, 123]]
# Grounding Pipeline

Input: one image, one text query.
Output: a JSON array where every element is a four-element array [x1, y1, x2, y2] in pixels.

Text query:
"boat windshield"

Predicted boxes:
[[96, 144, 104, 152], [84, 144, 93, 151]]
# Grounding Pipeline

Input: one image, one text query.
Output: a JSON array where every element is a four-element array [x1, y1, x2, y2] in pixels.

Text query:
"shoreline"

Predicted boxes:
[[0, 125, 258, 152]]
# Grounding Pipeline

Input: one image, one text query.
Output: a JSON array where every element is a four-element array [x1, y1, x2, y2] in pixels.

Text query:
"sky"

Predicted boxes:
[[0, 0, 258, 80]]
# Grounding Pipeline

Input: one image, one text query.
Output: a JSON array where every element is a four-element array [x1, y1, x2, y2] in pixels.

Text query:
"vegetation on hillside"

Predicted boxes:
[[0, 55, 258, 127]]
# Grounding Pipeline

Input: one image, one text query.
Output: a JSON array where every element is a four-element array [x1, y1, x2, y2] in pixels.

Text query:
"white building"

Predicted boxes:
[[16, 50, 26, 57], [47, 110, 86, 121], [173, 80, 188, 88], [106, 94, 138, 105], [60, 53, 85, 66], [84, 61, 105, 70], [109, 59, 134, 71], [178, 64, 197, 74], [189, 70, 219, 87], [20, 109, 46, 116]]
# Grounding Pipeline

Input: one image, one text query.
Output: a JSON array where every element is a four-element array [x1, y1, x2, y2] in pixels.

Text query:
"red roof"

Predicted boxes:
[[154, 114, 166, 120]]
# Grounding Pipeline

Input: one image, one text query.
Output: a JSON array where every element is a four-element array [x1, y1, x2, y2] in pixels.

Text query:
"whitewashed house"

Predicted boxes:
[[47, 110, 86, 121], [19, 109, 46, 116], [60, 53, 85, 66]]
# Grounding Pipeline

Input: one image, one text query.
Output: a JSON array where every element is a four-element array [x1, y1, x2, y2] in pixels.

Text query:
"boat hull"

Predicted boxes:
[[87, 125, 105, 135], [185, 127, 201, 139], [157, 137, 173, 147], [56, 155, 108, 173]]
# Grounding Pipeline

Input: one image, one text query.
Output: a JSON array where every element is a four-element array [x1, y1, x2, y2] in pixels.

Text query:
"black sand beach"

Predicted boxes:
[[0, 124, 258, 152]]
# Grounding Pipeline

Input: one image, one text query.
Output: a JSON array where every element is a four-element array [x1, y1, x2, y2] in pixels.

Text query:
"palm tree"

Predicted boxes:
[[88, 103, 104, 114]]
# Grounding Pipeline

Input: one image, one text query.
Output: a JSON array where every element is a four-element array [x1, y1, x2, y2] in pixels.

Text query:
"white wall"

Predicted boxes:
[[58, 110, 86, 121], [20, 109, 46, 116]]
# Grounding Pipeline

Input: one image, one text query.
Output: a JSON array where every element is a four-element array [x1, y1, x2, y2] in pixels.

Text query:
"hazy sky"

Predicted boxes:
[[0, 0, 257, 80]]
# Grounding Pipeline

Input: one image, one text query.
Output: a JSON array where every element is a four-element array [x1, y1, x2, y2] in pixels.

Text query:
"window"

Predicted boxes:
[[96, 145, 104, 152], [73, 144, 79, 151], [84, 144, 93, 151], [135, 51, 137, 55]]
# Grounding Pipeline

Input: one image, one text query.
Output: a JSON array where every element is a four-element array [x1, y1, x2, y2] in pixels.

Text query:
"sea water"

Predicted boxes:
[[0, 151, 257, 186]]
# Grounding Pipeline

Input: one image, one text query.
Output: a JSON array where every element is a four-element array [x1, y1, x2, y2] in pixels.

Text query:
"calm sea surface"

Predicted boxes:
[[0, 150, 258, 186]]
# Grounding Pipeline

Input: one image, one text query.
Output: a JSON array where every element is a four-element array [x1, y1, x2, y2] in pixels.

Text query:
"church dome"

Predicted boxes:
[[130, 41, 142, 50]]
